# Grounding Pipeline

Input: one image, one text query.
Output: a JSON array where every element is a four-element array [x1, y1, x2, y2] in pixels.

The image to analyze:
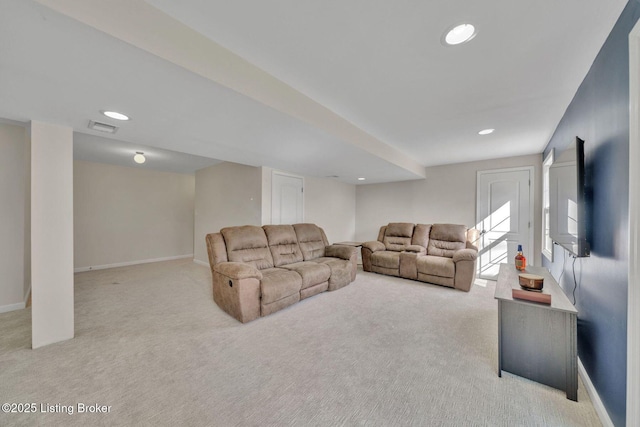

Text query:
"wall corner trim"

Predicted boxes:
[[193, 259, 210, 268], [578, 357, 614, 427], [73, 254, 194, 273], [0, 302, 26, 314]]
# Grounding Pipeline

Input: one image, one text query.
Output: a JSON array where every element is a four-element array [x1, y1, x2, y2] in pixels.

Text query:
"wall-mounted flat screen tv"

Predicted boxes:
[[549, 136, 590, 257]]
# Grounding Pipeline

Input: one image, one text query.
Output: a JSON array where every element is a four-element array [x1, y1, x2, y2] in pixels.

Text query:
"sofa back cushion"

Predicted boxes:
[[412, 224, 431, 248], [466, 228, 480, 251], [427, 224, 467, 258], [263, 225, 304, 267], [221, 225, 274, 270], [293, 223, 328, 260], [383, 223, 415, 251], [206, 232, 228, 267]]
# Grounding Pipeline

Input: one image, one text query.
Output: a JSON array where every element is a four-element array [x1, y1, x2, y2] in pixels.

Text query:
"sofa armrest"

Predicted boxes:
[[212, 263, 262, 323], [404, 245, 426, 254], [325, 244, 357, 261], [362, 241, 385, 252], [453, 248, 478, 263], [214, 262, 263, 280], [325, 244, 358, 281], [453, 250, 478, 292]]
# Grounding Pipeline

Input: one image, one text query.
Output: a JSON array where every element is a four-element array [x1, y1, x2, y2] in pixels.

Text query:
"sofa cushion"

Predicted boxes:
[[371, 251, 401, 269], [383, 222, 415, 251], [260, 268, 302, 304], [206, 233, 228, 266], [293, 223, 328, 260], [313, 258, 352, 291], [221, 225, 274, 270], [282, 261, 331, 290], [412, 224, 432, 248], [264, 225, 304, 267], [427, 224, 467, 258], [261, 293, 300, 317], [417, 255, 455, 278]]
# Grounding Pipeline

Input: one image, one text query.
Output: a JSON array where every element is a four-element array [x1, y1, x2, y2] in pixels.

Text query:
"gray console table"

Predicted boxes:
[[494, 263, 578, 401]]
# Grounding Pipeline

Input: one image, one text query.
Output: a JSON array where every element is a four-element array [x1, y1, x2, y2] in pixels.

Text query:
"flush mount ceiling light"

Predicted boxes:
[[443, 23, 477, 46], [101, 110, 130, 121], [134, 152, 146, 164], [358, 177, 366, 181], [478, 128, 495, 135]]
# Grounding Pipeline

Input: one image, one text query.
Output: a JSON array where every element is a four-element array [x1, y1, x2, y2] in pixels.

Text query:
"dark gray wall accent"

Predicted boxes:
[[542, 1, 640, 425]]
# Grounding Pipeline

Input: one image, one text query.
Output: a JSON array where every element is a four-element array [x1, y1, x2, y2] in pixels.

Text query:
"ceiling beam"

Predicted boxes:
[[35, 0, 427, 179]]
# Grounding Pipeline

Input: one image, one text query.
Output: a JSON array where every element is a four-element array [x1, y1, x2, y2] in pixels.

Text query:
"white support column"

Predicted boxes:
[[30, 121, 74, 349]]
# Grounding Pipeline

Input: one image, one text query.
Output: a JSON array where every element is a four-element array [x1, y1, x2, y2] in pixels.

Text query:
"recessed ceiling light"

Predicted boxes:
[[478, 128, 495, 135], [358, 177, 366, 181], [134, 152, 146, 164], [443, 24, 477, 46], [101, 110, 130, 121]]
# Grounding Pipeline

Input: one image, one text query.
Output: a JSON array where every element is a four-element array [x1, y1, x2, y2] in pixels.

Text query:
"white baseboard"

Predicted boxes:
[[0, 286, 31, 314], [74, 254, 194, 273], [578, 357, 613, 427], [0, 301, 26, 314], [193, 259, 210, 268]]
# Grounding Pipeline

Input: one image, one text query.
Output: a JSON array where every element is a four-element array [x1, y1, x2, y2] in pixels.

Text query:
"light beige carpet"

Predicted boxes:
[[0, 259, 601, 426]]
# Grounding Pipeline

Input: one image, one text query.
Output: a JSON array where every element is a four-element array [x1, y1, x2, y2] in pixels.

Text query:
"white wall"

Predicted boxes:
[[356, 154, 543, 266], [31, 121, 74, 348], [261, 167, 356, 243], [194, 162, 262, 264], [74, 160, 195, 270], [195, 164, 357, 265], [304, 176, 356, 243], [0, 123, 30, 313]]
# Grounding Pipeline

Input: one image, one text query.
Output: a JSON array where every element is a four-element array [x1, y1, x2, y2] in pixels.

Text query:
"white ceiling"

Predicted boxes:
[[73, 133, 221, 175], [0, 0, 628, 182]]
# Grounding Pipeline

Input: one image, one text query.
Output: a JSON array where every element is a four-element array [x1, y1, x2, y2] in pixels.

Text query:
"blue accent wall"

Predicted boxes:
[[542, 1, 640, 425]]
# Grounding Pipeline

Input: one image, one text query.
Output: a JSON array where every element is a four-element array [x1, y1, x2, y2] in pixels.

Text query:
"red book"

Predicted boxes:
[[512, 288, 551, 304]]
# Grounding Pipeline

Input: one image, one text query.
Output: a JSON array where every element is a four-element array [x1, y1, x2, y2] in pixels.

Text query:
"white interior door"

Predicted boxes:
[[476, 168, 533, 280], [271, 173, 303, 224]]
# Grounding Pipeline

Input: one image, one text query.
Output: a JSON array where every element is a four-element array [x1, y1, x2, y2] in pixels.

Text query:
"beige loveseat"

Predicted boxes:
[[206, 224, 357, 323], [362, 223, 479, 291]]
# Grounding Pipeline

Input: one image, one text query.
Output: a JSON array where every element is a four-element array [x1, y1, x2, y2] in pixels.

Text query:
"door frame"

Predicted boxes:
[[476, 166, 536, 269], [271, 170, 304, 224], [627, 18, 640, 427]]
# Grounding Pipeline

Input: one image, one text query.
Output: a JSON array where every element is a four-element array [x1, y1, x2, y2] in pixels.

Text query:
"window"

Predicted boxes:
[[542, 149, 554, 261]]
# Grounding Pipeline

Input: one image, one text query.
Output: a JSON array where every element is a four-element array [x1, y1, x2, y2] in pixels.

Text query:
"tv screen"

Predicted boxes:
[[549, 137, 590, 257]]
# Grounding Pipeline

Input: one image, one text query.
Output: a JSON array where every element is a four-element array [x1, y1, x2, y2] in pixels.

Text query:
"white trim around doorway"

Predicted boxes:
[[627, 18, 640, 427], [476, 166, 536, 266]]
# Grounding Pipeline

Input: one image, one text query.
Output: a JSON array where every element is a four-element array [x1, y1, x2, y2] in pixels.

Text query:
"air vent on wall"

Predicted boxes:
[[88, 120, 118, 134]]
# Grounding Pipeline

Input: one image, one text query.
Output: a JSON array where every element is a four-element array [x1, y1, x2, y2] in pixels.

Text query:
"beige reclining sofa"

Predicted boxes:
[[362, 223, 479, 291], [206, 223, 357, 323]]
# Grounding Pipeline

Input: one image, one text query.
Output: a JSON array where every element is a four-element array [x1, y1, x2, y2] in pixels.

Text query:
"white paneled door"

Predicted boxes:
[[476, 168, 533, 280], [271, 172, 303, 225]]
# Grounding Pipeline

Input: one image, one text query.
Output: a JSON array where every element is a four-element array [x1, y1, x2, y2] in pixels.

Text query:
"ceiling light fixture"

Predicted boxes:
[[101, 110, 130, 121], [358, 177, 366, 181], [478, 128, 495, 135], [134, 152, 146, 164], [443, 24, 477, 46]]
